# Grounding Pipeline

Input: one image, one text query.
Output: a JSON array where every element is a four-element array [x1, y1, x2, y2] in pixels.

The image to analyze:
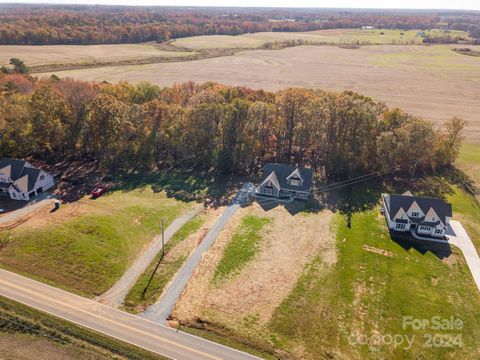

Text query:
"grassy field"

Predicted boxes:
[[172, 165, 480, 359], [173, 28, 471, 50], [213, 215, 271, 283], [41, 44, 480, 142], [456, 143, 480, 186], [0, 295, 164, 360], [172, 35, 264, 50], [123, 212, 208, 313], [269, 205, 480, 359], [0, 187, 191, 297]]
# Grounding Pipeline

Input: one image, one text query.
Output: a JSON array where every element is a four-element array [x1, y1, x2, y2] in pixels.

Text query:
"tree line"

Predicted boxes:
[[0, 73, 465, 180], [0, 4, 479, 45]]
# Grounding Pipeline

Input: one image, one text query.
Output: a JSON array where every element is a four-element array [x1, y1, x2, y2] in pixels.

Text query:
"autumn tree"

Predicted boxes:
[[30, 86, 72, 155]]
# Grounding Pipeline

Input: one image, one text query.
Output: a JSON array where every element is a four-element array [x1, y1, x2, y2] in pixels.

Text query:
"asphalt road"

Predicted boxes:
[[0, 268, 261, 360], [96, 205, 202, 307]]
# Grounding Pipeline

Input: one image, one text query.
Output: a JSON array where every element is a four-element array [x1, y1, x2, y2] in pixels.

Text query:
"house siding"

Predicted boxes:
[[257, 182, 280, 197], [0, 160, 54, 201], [382, 193, 449, 239]]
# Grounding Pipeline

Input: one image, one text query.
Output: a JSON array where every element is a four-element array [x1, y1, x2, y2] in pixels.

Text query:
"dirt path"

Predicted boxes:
[[96, 205, 202, 307]]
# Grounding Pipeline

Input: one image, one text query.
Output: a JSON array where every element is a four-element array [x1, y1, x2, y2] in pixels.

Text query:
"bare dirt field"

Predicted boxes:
[[0, 43, 194, 67], [172, 203, 335, 348], [41, 44, 480, 141]]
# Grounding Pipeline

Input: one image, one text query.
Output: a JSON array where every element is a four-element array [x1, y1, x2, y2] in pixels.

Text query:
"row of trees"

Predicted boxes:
[[0, 4, 479, 45], [0, 74, 465, 179]]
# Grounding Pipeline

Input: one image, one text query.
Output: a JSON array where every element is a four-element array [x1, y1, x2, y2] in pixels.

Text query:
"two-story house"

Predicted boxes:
[[0, 158, 55, 201], [381, 191, 452, 238], [255, 163, 313, 200]]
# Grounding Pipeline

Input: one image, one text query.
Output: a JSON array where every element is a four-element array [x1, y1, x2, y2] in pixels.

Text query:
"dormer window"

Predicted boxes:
[[411, 211, 419, 218], [289, 178, 301, 186]]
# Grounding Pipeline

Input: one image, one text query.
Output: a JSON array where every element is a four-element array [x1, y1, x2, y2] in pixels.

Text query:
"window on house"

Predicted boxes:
[[411, 211, 419, 217], [435, 229, 443, 234], [396, 223, 406, 230], [39, 174, 45, 180], [265, 188, 273, 195], [289, 179, 301, 186]]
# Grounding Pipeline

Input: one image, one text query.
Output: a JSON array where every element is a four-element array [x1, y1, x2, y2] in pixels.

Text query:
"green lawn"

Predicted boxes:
[[456, 143, 480, 187], [123, 212, 207, 313], [213, 214, 271, 283], [0, 188, 191, 297], [269, 205, 480, 359], [174, 29, 471, 51]]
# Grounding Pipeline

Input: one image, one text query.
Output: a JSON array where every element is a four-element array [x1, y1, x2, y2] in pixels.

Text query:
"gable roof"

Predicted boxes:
[[22, 167, 41, 192], [260, 170, 280, 190], [0, 158, 27, 181], [0, 181, 11, 189], [262, 163, 313, 192], [0, 158, 45, 193], [383, 193, 452, 227]]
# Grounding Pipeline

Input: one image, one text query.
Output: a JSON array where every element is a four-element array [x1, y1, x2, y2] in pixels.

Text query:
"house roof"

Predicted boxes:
[[383, 193, 452, 226], [0, 181, 11, 189], [261, 163, 313, 192], [0, 158, 45, 193], [0, 158, 27, 181]]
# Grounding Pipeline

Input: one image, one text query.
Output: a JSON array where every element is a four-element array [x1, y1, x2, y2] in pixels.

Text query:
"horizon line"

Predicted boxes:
[[1, 2, 480, 12]]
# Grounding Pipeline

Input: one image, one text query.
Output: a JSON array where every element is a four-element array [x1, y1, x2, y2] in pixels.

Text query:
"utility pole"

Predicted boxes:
[[141, 218, 165, 300], [411, 159, 418, 180], [161, 219, 165, 258]]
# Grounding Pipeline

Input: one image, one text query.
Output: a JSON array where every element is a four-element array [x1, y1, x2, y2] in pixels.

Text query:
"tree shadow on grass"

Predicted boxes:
[[110, 169, 243, 207]]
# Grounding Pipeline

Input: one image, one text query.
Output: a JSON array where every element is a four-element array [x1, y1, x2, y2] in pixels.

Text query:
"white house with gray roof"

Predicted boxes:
[[255, 163, 313, 200], [381, 191, 452, 238], [0, 158, 54, 201]]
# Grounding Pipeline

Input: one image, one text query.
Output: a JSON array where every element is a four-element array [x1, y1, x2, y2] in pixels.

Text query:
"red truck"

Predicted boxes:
[[90, 184, 108, 198]]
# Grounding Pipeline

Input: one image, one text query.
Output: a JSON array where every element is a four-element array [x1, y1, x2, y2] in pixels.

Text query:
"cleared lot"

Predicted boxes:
[[41, 44, 480, 142]]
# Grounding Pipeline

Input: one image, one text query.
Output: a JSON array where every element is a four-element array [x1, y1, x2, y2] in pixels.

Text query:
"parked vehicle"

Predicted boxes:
[[91, 185, 108, 198]]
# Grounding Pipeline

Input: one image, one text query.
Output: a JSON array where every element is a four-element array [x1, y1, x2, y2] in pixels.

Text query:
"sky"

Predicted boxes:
[[1, 0, 480, 11]]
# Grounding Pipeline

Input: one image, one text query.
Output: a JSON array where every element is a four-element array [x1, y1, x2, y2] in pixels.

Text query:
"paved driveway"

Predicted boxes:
[[413, 220, 480, 292], [0, 192, 55, 226], [96, 205, 202, 307], [142, 183, 253, 323], [447, 220, 480, 292]]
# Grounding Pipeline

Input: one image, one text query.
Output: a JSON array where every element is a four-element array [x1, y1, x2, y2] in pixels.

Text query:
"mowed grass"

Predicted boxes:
[[213, 215, 271, 284], [456, 143, 480, 186], [123, 213, 207, 313], [0, 188, 191, 297], [269, 203, 480, 359]]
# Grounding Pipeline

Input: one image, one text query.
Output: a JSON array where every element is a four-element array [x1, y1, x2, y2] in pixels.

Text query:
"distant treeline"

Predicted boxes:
[[0, 4, 479, 45], [0, 73, 465, 179]]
